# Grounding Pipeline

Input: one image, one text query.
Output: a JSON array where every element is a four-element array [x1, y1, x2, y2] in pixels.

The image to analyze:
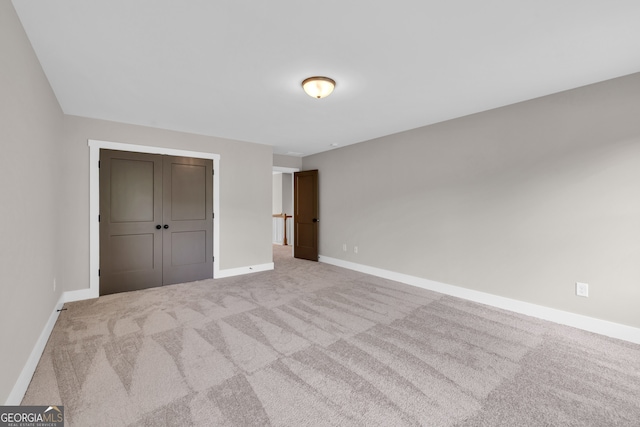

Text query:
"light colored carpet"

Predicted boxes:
[[23, 245, 640, 426]]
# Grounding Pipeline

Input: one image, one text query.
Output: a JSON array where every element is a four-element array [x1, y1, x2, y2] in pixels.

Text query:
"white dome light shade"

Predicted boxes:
[[302, 76, 336, 99]]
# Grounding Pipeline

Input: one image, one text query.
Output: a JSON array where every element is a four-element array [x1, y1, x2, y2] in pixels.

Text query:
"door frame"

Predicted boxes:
[[273, 166, 299, 257], [87, 139, 220, 299]]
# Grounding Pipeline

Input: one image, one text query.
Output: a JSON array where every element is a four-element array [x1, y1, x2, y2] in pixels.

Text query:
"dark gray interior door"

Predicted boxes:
[[100, 150, 163, 295], [99, 149, 213, 295], [162, 155, 213, 285]]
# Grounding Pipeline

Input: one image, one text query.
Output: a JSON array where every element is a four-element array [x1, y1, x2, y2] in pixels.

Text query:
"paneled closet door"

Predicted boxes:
[[99, 150, 213, 295], [162, 155, 213, 286], [99, 150, 163, 295]]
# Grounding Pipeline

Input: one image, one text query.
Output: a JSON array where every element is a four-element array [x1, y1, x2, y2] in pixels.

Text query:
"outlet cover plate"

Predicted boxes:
[[576, 282, 589, 297]]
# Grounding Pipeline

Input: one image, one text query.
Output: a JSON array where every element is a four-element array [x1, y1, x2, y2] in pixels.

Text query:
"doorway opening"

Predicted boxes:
[[272, 166, 298, 261]]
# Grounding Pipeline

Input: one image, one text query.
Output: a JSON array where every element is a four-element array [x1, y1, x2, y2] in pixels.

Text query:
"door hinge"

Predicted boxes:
[[98, 269, 101, 277], [212, 169, 215, 175], [98, 214, 101, 222], [212, 212, 215, 219], [98, 160, 101, 168], [212, 256, 215, 262]]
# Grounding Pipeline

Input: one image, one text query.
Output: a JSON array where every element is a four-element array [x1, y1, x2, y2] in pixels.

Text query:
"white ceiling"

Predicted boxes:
[[12, 1, 640, 157]]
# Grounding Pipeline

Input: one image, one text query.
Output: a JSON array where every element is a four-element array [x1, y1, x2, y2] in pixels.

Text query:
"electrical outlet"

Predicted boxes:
[[342, 243, 347, 252], [354, 246, 358, 254], [576, 282, 588, 297]]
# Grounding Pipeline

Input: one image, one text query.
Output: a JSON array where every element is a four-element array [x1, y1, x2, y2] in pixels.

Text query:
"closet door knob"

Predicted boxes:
[[156, 225, 162, 230], [163, 224, 169, 229]]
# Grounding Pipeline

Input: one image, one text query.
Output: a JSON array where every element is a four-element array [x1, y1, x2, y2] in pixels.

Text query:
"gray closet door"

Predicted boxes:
[[99, 150, 213, 295], [99, 150, 163, 295], [162, 155, 213, 286]]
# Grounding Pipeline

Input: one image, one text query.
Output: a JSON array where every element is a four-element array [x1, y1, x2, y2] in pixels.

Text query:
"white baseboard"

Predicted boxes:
[[319, 255, 640, 345], [5, 295, 65, 405], [64, 288, 99, 303], [215, 262, 274, 279]]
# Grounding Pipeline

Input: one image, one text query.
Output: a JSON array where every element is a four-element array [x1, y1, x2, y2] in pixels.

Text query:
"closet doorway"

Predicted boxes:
[[99, 149, 213, 295]]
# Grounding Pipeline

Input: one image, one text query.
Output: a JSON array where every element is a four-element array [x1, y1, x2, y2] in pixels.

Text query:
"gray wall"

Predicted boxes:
[[272, 154, 297, 217], [60, 115, 273, 293], [0, 1, 64, 403], [272, 173, 283, 214], [273, 154, 302, 169], [282, 173, 293, 216], [272, 173, 293, 215], [303, 73, 640, 328]]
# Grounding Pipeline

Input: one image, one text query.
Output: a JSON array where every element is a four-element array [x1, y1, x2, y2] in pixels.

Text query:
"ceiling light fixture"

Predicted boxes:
[[302, 76, 335, 99]]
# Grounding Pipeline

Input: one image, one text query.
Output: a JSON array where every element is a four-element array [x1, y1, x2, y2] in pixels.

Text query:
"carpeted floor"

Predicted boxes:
[[23, 245, 640, 426]]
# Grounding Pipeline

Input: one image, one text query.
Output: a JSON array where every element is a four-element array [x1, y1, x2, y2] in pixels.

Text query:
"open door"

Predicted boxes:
[[294, 170, 319, 261]]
